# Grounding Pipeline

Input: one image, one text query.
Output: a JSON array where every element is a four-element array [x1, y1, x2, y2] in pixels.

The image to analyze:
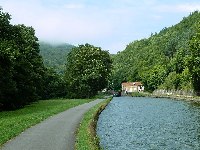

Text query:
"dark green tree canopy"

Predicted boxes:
[[65, 43, 112, 98], [0, 8, 45, 109]]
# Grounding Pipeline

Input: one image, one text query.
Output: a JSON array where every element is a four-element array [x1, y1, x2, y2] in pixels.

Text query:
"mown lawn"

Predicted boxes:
[[0, 98, 94, 146], [76, 97, 112, 150]]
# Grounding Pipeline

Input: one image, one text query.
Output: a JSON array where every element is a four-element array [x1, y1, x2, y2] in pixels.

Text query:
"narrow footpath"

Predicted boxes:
[[0, 99, 105, 150]]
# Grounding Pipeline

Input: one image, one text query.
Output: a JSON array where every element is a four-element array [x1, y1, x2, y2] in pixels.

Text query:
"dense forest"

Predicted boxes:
[[111, 11, 200, 95], [39, 42, 74, 74]]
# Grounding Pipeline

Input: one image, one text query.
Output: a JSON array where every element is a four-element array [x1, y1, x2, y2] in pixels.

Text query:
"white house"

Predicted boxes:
[[122, 82, 144, 93]]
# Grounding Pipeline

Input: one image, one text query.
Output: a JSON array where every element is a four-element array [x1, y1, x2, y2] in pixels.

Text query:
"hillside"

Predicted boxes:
[[39, 42, 74, 74], [112, 11, 200, 93]]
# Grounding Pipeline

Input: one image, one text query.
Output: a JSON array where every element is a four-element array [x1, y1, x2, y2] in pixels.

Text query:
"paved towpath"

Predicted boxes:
[[0, 99, 105, 150]]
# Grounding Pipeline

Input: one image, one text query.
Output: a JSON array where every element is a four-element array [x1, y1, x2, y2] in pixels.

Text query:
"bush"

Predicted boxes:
[[131, 92, 146, 97]]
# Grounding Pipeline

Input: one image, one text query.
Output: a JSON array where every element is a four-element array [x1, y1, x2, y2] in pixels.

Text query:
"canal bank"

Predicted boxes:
[[151, 91, 200, 104], [130, 90, 200, 104], [75, 97, 112, 150], [152, 95, 200, 104], [97, 96, 200, 149]]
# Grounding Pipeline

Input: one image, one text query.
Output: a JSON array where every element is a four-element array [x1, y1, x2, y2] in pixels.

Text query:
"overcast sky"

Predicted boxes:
[[1, 0, 200, 53]]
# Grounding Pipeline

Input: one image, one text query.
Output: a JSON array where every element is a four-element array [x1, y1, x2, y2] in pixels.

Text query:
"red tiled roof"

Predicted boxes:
[[122, 82, 142, 86]]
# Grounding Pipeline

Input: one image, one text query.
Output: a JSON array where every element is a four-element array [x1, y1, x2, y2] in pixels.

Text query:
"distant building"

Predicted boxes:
[[122, 82, 144, 93]]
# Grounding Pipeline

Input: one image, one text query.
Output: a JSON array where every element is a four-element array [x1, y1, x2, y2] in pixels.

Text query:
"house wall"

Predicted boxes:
[[122, 83, 144, 93], [126, 86, 138, 92], [137, 86, 144, 92]]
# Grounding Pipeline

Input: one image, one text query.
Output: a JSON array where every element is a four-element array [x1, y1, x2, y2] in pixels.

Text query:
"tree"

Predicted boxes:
[[187, 21, 200, 95], [159, 72, 180, 90], [0, 8, 45, 109], [0, 8, 18, 109], [13, 24, 45, 102], [65, 44, 112, 98], [164, 37, 178, 58], [140, 64, 167, 92], [42, 68, 67, 99]]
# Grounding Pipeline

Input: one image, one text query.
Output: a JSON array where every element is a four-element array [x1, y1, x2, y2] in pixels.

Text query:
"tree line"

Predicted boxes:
[[0, 8, 112, 110], [111, 11, 200, 95]]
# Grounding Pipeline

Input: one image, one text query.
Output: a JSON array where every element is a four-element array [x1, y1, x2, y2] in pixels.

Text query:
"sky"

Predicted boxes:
[[1, 0, 200, 54]]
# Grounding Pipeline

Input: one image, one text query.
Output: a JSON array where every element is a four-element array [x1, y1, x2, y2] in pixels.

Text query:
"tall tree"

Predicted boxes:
[[65, 44, 112, 98], [0, 8, 18, 109], [0, 8, 45, 109], [12, 24, 45, 102], [187, 21, 200, 95]]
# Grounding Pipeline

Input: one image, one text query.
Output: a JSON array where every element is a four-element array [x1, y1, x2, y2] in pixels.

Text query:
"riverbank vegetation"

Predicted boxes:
[[0, 98, 94, 146], [75, 97, 112, 150], [111, 11, 200, 96], [131, 92, 148, 97]]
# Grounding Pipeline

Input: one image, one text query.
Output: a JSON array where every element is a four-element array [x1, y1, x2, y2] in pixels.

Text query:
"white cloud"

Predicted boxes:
[[152, 15, 163, 20], [1, 0, 114, 42], [63, 3, 85, 9], [154, 3, 200, 13], [177, 3, 200, 12]]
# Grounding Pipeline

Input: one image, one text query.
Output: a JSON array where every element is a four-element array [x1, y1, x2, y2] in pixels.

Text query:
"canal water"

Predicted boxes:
[[97, 97, 200, 150]]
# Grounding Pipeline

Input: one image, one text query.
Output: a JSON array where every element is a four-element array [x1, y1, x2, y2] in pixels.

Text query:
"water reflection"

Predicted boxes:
[[97, 97, 200, 150]]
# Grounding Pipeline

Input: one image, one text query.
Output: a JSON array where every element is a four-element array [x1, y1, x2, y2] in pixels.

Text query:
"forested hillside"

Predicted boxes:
[[112, 11, 200, 95], [39, 42, 74, 74]]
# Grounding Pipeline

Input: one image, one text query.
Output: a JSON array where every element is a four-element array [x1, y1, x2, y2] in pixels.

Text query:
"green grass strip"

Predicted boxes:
[[0, 98, 94, 146], [75, 97, 112, 150], [131, 92, 148, 97]]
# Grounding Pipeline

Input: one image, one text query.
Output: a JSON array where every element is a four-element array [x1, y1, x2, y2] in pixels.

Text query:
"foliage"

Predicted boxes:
[[42, 68, 67, 99], [0, 8, 45, 109], [112, 11, 200, 94], [131, 92, 146, 97], [76, 97, 112, 150], [65, 44, 112, 98], [0, 98, 94, 146], [39, 42, 74, 74], [187, 21, 200, 95], [140, 64, 167, 92], [159, 72, 181, 90]]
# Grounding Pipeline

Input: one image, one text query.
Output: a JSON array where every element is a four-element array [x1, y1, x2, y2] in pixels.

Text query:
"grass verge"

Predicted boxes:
[[75, 97, 112, 150], [0, 98, 94, 146], [131, 92, 146, 97], [131, 92, 151, 97]]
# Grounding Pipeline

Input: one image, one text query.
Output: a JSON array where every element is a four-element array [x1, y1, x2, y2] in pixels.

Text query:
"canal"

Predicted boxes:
[[97, 97, 200, 150]]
